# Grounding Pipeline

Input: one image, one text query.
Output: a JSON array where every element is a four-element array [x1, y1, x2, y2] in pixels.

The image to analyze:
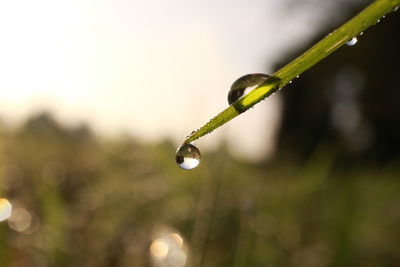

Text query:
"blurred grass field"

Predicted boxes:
[[1, 113, 399, 267]]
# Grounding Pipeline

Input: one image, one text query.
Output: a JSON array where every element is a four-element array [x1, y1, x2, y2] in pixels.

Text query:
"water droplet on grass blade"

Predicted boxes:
[[176, 143, 201, 170], [346, 37, 358, 46], [228, 73, 270, 105]]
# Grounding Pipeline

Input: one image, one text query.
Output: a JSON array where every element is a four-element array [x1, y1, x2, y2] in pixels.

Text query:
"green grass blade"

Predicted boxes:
[[185, 0, 400, 144]]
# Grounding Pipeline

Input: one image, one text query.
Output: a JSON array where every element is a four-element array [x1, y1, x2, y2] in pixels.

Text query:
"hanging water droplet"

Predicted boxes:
[[227, 73, 270, 105], [393, 6, 399, 12], [346, 37, 358, 46], [176, 143, 201, 170]]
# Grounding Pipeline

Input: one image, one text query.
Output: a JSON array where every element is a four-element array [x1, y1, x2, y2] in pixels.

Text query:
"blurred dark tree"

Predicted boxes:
[[275, 4, 400, 165]]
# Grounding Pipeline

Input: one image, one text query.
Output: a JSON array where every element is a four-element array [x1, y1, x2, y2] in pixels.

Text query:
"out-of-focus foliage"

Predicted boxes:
[[1, 113, 399, 267]]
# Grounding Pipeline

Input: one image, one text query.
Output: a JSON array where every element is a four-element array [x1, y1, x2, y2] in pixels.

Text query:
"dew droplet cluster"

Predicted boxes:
[[178, 73, 276, 169]]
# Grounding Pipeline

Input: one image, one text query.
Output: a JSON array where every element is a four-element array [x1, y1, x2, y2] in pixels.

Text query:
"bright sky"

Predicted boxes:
[[0, 0, 341, 161]]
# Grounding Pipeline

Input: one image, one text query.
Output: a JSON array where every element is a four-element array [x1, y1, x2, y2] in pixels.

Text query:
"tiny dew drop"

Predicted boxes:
[[346, 37, 358, 46], [176, 143, 201, 170], [393, 6, 399, 12], [227, 73, 270, 105]]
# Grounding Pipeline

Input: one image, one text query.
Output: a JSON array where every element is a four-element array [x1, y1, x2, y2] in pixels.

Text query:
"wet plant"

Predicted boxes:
[[181, 0, 400, 153]]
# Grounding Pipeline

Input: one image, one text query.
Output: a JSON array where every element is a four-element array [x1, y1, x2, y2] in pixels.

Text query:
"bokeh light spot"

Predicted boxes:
[[0, 198, 13, 222], [150, 239, 169, 259], [8, 208, 32, 232]]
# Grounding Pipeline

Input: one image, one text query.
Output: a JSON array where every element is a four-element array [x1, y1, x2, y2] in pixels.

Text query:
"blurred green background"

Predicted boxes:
[[1, 1, 400, 267]]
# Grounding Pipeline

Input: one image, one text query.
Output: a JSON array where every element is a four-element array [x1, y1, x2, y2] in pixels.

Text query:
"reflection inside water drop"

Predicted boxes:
[[346, 37, 358, 46], [176, 143, 201, 170], [227, 73, 271, 105]]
